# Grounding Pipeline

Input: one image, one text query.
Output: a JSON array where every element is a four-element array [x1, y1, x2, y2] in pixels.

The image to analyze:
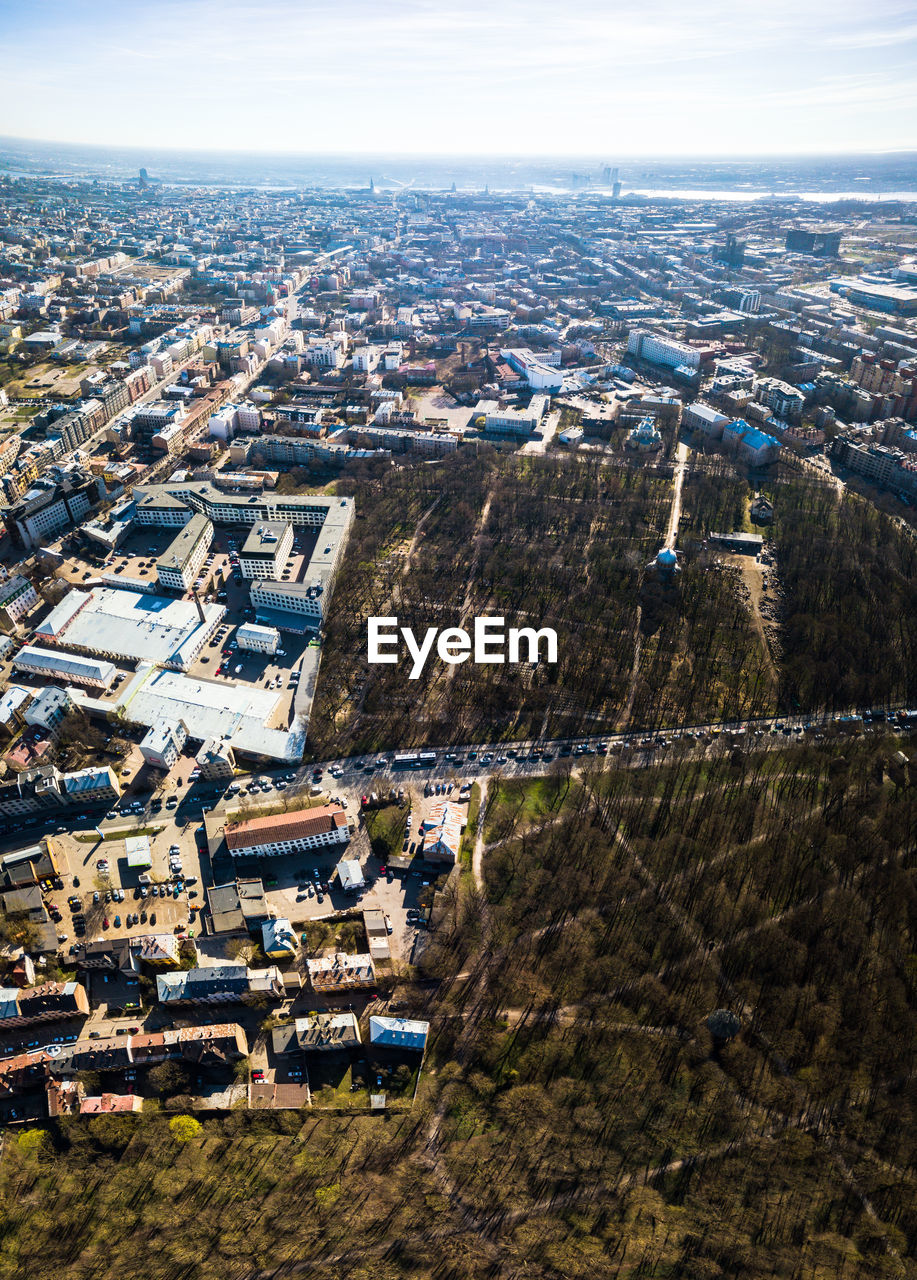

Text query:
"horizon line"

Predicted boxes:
[[2, 134, 917, 165]]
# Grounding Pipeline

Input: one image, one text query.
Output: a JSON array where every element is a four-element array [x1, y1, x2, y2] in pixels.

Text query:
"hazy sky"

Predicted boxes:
[[2, 0, 916, 156]]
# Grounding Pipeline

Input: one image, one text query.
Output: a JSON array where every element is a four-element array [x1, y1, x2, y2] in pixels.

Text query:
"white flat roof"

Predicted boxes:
[[15, 646, 116, 685], [117, 667, 298, 762], [35, 587, 222, 668]]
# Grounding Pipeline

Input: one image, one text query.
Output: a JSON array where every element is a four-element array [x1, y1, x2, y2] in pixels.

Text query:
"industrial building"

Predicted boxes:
[[32, 587, 224, 671], [13, 645, 116, 690]]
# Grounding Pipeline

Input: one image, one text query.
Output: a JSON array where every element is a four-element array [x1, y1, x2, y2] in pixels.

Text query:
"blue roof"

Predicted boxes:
[[657, 548, 677, 566], [741, 428, 774, 451], [369, 1015, 429, 1052]]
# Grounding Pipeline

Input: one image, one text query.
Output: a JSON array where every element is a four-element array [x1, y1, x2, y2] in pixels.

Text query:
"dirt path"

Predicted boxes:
[[439, 490, 493, 701], [617, 442, 687, 733], [471, 778, 489, 891], [616, 602, 643, 733], [351, 495, 442, 722], [725, 552, 778, 690], [664, 440, 689, 549]]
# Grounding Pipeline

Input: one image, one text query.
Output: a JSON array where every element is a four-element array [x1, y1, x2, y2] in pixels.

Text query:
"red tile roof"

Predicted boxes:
[[225, 804, 347, 852]]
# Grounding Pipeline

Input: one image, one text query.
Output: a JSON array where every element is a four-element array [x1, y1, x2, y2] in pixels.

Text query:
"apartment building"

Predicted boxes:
[[0, 981, 90, 1030], [3, 471, 102, 550], [755, 377, 806, 422], [195, 737, 237, 780], [306, 952, 375, 993], [627, 329, 702, 371], [0, 574, 39, 625], [156, 963, 284, 1006]]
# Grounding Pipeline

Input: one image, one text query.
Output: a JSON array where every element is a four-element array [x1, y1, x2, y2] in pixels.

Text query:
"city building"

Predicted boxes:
[[285, 1010, 361, 1053], [336, 857, 365, 891], [0, 981, 90, 1030], [624, 416, 663, 452], [721, 421, 781, 466], [306, 951, 375, 993], [206, 879, 269, 934], [156, 963, 284, 1006], [13, 646, 116, 690], [755, 377, 805, 422], [420, 801, 464, 865], [224, 804, 350, 858], [155, 514, 213, 592], [195, 736, 237, 780], [262, 917, 297, 961], [239, 521, 293, 580], [236, 623, 281, 654], [472, 396, 549, 438], [627, 330, 703, 371], [32, 586, 224, 671], [2, 471, 103, 550], [0, 575, 39, 626], [139, 719, 188, 771], [22, 686, 72, 737], [368, 1015, 430, 1053], [683, 403, 730, 438], [250, 579, 326, 631]]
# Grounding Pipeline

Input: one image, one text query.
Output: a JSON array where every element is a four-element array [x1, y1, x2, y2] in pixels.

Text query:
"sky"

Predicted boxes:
[[1, 0, 916, 157]]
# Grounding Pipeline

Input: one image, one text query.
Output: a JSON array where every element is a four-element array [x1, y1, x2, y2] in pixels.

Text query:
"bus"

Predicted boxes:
[[393, 751, 437, 770]]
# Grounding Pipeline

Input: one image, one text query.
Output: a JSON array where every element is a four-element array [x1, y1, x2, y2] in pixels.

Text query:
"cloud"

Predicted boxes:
[[1, 0, 914, 155]]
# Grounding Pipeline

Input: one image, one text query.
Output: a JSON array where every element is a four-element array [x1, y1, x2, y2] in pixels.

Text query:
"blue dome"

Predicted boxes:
[[657, 548, 677, 566]]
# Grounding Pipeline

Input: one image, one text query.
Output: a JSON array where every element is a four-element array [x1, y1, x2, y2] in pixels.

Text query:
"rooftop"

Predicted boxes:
[[33, 587, 223, 670], [225, 804, 348, 852]]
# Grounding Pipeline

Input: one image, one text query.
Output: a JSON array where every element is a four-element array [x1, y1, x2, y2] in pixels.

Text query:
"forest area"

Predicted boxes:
[[2, 733, 916, 1279], [309, 449, 917, 756]]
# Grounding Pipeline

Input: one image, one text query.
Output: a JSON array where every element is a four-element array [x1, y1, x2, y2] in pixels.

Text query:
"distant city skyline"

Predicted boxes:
[[2, 0, 916, 157]]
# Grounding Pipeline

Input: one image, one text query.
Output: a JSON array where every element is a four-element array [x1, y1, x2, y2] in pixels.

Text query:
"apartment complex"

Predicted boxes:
[[627, 329, 703, 371]]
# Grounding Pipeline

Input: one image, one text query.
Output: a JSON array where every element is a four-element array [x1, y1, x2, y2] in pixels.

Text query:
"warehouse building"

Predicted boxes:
[[32, 586, 224, 671], [13, 645, 116, 690]]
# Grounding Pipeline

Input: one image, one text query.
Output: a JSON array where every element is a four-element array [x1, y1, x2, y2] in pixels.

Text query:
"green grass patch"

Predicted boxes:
[[364, 803, 407, 860], [482, 773, 577, 845], [459, 783, 481, 873]]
